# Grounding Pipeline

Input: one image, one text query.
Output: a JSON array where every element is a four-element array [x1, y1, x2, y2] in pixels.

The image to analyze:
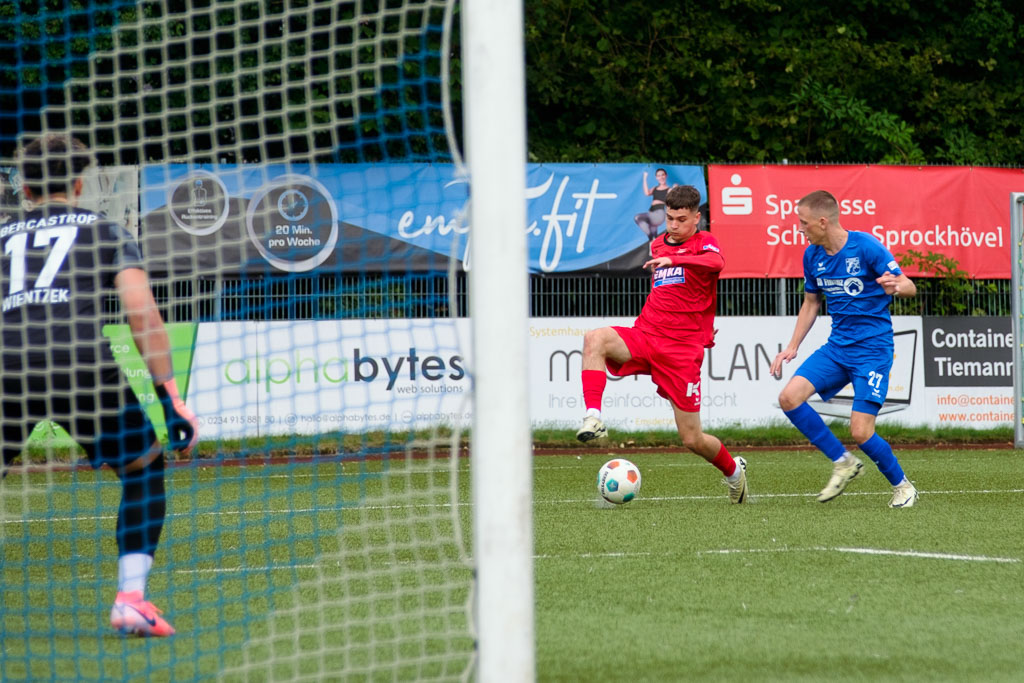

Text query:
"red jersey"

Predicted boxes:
[[635, 230, 724, 346]]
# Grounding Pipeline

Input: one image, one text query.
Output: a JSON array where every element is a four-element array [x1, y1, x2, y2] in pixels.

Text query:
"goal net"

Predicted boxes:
[[0, 1, 507, 680]]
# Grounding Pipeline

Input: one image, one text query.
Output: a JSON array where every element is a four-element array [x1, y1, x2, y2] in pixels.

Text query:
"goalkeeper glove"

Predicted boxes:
[[154, 379, 199, 455]]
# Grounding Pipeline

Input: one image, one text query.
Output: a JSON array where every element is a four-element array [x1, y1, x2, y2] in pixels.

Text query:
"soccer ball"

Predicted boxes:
[[597, 459, 641, 504]]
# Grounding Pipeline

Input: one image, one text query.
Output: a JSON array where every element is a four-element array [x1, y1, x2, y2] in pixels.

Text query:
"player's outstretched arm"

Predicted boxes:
[[115, 267, 199, 454], [770, 293, 821, 378], [668, 250, 725, 273], [644, 250, 725, 273], [643, 256, 672, 270]]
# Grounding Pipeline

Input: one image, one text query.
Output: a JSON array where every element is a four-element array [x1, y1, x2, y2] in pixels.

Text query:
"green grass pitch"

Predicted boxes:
[[2, 447, 1022, 681], [534, 448, 1023, 682]]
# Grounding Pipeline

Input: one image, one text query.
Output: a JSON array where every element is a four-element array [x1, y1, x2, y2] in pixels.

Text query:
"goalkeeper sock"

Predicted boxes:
[[117, 553, 154, 595], [783, 403, 846, 462], [582, 370, 606, 412], [116, 453, 167, 558]]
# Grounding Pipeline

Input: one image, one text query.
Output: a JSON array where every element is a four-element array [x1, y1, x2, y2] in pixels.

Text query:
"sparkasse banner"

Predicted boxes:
[[709, 165, 1024, 279]]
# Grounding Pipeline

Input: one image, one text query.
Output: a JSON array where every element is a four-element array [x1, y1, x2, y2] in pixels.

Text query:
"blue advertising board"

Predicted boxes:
[[140, 163, 706, 273]]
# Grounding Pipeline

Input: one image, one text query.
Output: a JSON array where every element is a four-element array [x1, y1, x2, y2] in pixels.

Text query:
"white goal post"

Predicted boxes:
[[1011, 192, 1024, 447], [463, 1, 536, 680]]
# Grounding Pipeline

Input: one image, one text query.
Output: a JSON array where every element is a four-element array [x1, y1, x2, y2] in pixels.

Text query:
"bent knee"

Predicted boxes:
[[850, 427, 875, 444], [778, 377, 816, 412], [777, 389, 802, 412], [584, 327, 616, 352]]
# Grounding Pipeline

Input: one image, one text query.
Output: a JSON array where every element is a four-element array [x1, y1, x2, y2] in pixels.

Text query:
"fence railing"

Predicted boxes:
[[124, 273, 1012, 323]]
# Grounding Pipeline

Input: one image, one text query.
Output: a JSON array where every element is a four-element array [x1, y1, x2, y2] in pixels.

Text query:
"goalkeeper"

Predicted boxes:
[[0, 134, 198, 637]]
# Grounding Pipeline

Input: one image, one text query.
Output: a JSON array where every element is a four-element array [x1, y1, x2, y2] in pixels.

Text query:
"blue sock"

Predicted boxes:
[[783, 404, 847, 461], [858, 434, 905, 485]]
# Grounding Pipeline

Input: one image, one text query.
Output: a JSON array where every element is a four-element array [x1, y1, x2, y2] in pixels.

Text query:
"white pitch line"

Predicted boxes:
[[67, 564, 322, 581], [831, 546, 1020, 564], [174, 563, 319, 574], [699, 545, 1021, 564], [4, 487, 1024, 525], [545, 487, 1024, 505], [538, 546, 1021, 564], [67, 548, 1019, 579], [75, 546, 1017, 577]]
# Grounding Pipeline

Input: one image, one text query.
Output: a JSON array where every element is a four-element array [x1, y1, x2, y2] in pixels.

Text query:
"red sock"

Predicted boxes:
[[710, 443, 737, 477], [581, 370, 607, 411]]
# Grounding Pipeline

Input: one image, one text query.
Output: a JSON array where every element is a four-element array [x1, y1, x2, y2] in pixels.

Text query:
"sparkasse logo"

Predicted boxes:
[[720, 173, 753, 215]]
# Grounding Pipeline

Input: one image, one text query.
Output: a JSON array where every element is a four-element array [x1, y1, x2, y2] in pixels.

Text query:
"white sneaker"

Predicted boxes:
[[575, 415, 607, 443], [889, 480, 918, 508], [817, 454, 864, 502], [726, 456, 748, 504]]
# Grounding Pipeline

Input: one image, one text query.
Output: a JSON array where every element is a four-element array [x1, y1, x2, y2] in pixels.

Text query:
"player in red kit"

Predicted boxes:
[[576, 184, 748, 503]]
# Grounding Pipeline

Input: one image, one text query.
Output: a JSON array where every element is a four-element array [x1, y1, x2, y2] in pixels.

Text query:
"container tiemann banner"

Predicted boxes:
[[708, 165, 1024, 279], [139, 163, 706, 275]]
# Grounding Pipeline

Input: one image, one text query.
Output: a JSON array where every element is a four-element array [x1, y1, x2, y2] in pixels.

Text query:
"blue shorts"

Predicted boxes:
[[795, 341, 893, 416]]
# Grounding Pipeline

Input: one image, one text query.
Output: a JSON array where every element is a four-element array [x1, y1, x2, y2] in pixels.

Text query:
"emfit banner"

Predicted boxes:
[[709, 165, 1024, 279], [140, 163, 706, 275]]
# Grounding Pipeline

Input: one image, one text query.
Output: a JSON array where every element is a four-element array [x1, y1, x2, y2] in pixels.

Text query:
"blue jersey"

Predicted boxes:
[[803, 231, 902, 348]]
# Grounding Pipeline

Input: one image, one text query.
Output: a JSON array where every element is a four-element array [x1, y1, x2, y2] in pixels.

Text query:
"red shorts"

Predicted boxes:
[[606, 326, 705, 413]]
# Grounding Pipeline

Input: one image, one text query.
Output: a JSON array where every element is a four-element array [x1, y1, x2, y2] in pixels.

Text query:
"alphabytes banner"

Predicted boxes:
[[185, 319, 471, 439], [709, 165, 1024, 278]]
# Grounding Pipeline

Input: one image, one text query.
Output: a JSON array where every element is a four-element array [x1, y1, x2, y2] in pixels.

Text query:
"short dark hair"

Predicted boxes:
[[18, 134, 93, 198], [798, 190, 839, 220], [665, 184, 701, 211]]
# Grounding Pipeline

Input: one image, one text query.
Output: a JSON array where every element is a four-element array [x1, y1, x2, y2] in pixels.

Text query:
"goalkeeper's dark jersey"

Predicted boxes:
[[0, 204, 143, 370]]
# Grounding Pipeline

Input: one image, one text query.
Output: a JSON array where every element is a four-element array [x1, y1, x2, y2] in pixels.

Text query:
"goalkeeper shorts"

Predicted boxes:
[[1, 364, 158, 470]]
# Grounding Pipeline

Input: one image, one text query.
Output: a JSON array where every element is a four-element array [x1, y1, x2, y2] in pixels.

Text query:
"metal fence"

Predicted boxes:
[[136, 272, 1013, 323]]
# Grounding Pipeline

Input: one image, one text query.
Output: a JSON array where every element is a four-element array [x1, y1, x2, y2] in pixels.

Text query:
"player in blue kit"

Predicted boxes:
[[769, 190, 919, 508]]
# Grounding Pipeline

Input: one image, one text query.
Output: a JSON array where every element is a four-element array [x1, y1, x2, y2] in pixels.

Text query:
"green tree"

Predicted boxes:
[[896, 250, 1004, 316], [524, 0, 1024, 165]]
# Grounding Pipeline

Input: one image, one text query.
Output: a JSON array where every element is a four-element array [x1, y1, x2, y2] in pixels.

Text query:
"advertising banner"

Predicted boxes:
[[528, 316, 1012, 431], [186, 319, 472, 439], [178, 315, 1011, 442], [531, 316, 838, 431], [709, 165, 1024, 279], [140, 163, 706, 275], [919, 316, 1015, 427]]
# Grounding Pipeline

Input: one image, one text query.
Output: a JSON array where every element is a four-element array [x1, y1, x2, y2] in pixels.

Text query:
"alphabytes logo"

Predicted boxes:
[[225, 348, 466, 391]]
